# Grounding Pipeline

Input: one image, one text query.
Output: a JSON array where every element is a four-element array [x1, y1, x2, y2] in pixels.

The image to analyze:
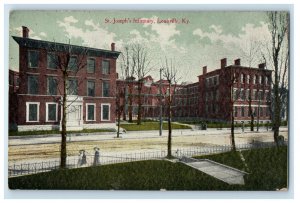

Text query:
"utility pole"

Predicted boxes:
[[159, 68, 163, 136], [257, 91, 260, 131]]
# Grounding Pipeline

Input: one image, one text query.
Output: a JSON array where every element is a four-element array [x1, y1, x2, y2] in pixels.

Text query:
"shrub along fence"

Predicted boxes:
[[8, 141, 287, 178]]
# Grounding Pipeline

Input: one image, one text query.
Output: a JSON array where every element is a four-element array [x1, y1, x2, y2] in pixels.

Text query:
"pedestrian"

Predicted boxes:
[[78, 150, 83, 166], [94, 147, 100, 165], [81, 150, 87, 165]]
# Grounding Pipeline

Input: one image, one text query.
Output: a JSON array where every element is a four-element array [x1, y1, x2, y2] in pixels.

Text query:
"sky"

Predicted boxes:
[[9, 10, 272, 82]]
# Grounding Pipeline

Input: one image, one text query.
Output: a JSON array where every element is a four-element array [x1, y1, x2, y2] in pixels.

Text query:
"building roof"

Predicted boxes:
[[12, 36, 121, 59]]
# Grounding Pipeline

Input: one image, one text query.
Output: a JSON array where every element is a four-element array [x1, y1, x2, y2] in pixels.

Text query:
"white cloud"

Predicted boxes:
[[39, 32, 47, 37], [193, 22, 271, 67], [142, 16, 181, 51], [64, 16, 78, 24], [12, 26, 42, 40], [57, 18, 118, 50]]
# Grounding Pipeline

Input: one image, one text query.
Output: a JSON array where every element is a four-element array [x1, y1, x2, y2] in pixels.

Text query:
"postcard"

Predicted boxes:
[[8, 9, 289, 192]]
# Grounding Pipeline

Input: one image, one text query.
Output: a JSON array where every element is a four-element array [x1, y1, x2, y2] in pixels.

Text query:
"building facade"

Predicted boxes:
[[10, 26, 120, 131], [116, 58, 272, 124], [196, 58, 272, 124], [116, 76, 179, 120]]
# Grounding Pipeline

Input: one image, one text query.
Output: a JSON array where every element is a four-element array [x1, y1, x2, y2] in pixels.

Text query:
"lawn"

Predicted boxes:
[[194, 146, 288, 190], [120, 121, 191, 131], [8, 146, 288, 190]]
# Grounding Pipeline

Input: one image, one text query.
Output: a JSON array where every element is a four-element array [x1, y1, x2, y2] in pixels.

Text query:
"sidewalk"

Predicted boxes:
[[9, 127, 288, 146]]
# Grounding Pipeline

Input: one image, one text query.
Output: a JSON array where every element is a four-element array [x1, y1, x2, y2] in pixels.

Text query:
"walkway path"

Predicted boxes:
[[179, 157, 248, 185]]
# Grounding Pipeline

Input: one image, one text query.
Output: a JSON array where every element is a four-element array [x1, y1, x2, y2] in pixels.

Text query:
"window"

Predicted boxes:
[[47, 53, 58, 69], [241, 107, 245, 117], [26, 102, 39, 122], [234, 106, 238, 117], [246, 89, 250, 100], [101, 104, 110, 121], [247, 75, 250, 84], [102, 60, 110, 74], [47, 77, 57, 95], [102, 81, 110, 97], [260, 107, 264, 117], [28, 75, 38, 94], [255, 75, 258, 84], [67, 79, 78, 95], [253, 90, 257, 100], [87, 58, 95, 73], [87, 81, 95, 96], [46, 103, 58, 122], [86, 104, 96, 121], [28, 50, 39, 68], [241, 74, 244, 83], [259, 75, 264, 84], [68, 56, 78, 71]]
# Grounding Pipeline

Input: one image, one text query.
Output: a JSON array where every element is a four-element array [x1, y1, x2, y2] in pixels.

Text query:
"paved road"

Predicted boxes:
[[9, 127, 288, 146]]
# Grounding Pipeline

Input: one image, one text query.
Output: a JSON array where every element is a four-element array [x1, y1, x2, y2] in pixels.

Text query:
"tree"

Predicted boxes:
[[241, 38, 262, 132], [119, 45, 135, 122], [264, 12, 289, 145], [132, 43, 152, 125], [161, 57, 181, 158], [116, 87, 124, 138], [219, 66, 242, 151], [47, 41, 87, 168]]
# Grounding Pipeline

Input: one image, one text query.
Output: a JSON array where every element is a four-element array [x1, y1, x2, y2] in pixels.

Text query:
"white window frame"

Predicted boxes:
[[87, 57, 96, 73], [86, 103, 96, 121], [46, 102, 58, 122], [26, 102, 40, 122], [101, 103, 111, 121], [28, 50, 39, 68]]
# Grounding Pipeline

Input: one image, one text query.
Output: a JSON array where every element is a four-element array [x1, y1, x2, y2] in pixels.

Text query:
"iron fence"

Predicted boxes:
[[8, 141, 287, 178]]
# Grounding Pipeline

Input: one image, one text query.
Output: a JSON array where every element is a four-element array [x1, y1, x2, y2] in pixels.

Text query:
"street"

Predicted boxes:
[[8, 127, 288, 165]]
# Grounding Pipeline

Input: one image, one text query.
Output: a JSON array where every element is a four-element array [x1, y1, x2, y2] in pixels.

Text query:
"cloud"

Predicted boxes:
[[39, 32, 47, 37], [143, 16, 181, 51], [12, 26, 42, 40], [64, 16, 78, 24], [57, 18, 118, 50]]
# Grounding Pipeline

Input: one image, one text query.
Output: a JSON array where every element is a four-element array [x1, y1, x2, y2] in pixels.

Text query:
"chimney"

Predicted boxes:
[[258, 63, 266, 69], [202, 66, 207, 75], [22, 26, 29, 38], [234, 58, 241, 66], [111, 43, 115, 51], [221, 58, 227, 68]]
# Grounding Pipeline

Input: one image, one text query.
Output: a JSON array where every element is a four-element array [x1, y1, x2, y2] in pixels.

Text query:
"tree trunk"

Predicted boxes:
[[117, 109, 121, 138], [231, 110, 236, 151], [167, 83, 172, 158], [137, 81, 142, 125], [128, 85, 133, 123], [60, 73, 67, 168]]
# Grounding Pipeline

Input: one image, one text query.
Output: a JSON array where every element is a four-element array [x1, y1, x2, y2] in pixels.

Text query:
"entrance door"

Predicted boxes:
[[66, 105, 83, 128]]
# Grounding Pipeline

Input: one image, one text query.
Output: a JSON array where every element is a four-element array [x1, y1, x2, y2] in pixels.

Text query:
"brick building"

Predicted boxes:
[[116, 75, 179, 120], [116, 58, 272, 124], [190, 58, 272, 124], [10, 26, 120, 131]]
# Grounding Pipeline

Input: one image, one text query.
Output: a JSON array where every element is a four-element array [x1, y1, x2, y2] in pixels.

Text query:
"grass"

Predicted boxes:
[[180, 120, 288, 128], [8, 160, 235, 190], [120, 121, 191, 131], [8, 146, 288, 190], [9, 128, 116, 136], [194, 146, 288, 190]]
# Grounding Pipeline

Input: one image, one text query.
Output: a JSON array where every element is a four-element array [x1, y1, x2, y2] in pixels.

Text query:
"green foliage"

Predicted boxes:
[[194, 146, 288, 190], [120, 122, 191, 131], [9, 147, 287, 190], [9, 160, 234, 190]]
